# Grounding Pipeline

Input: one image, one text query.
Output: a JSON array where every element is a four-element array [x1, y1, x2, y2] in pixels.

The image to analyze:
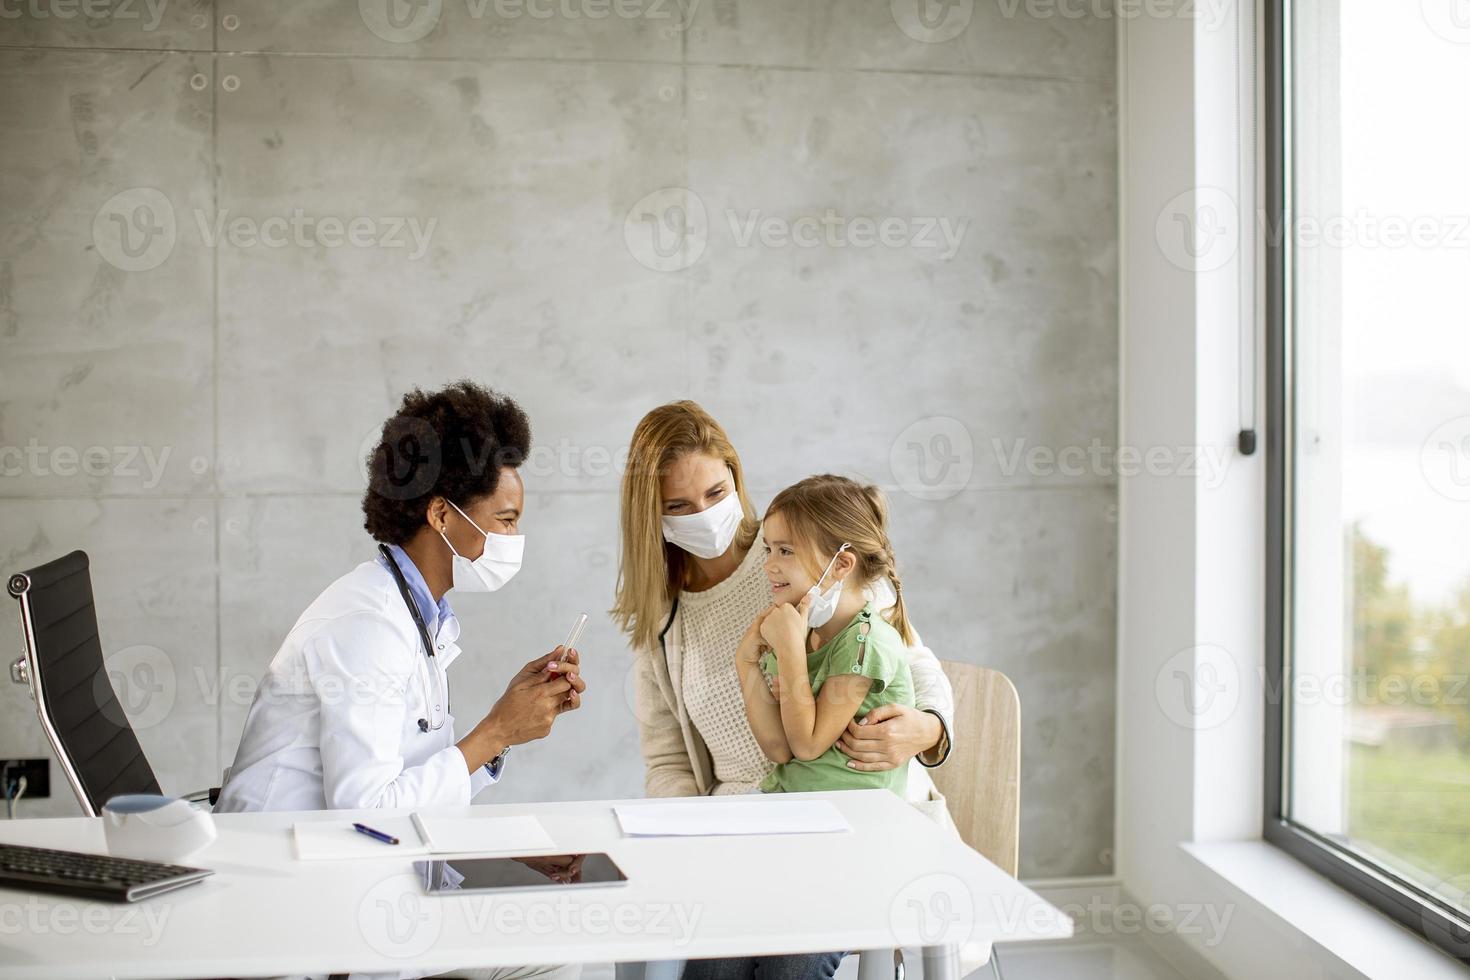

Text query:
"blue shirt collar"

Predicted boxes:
[[379, 543, 453, 638]]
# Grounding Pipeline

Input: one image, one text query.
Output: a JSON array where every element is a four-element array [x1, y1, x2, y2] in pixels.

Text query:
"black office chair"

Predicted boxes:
[[10, 552, 350, 980], [7, 550, 216, 815]]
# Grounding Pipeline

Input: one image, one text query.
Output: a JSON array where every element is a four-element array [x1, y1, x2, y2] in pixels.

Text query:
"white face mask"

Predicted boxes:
[[806, 543, 853, 628], [661, 482, 743, 560], [440, 500, 524, 593]]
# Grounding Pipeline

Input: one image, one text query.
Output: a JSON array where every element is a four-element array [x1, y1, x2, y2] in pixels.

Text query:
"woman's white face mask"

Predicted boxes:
[[441, 500, 524, 593], [661, 483, 743, 560]]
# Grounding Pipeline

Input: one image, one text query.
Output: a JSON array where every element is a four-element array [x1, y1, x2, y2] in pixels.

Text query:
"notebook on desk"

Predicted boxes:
[[292, 814, 554, 860], [410, 813, 554, 854], [613, 798, 852, 837]]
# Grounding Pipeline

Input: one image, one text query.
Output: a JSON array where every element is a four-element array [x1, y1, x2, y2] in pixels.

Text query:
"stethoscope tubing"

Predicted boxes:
[[378, 544, 449, 733]]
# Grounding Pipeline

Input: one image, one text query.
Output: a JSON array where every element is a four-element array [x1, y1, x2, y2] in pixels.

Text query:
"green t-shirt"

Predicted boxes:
[[759, 602, 914, 796]]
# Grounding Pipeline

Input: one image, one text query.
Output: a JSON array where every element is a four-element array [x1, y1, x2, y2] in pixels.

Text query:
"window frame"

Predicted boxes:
[[1262, 0, 1470, 962]]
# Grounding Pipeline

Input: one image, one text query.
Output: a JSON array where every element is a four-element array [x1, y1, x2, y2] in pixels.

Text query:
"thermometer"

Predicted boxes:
[[561, 612, 589, 654]]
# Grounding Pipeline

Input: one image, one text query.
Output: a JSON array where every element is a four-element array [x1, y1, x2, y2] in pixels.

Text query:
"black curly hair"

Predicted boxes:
[[362, 381, 532, 545]]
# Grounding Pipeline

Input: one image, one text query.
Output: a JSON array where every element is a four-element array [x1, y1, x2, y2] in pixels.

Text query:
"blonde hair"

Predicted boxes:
[[612, 401, 760, 651], [765, 474, 915, 645]]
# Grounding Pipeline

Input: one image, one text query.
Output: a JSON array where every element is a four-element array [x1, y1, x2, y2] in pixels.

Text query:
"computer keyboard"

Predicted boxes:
[[0, 842, 213, 902]]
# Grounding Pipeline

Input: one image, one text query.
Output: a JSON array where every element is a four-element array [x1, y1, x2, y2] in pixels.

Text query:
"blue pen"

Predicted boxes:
[[353, 822, 400, 845]]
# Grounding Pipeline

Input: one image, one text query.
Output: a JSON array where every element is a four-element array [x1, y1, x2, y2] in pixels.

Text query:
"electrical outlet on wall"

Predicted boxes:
[[0, 759, 50, 799]]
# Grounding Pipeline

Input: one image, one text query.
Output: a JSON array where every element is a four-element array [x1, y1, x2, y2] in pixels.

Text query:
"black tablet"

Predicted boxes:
[[414, 852, 629, 895]]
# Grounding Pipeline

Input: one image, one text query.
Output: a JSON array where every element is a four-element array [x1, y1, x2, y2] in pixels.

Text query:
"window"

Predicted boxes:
[[1266, 0, 1470, 960]]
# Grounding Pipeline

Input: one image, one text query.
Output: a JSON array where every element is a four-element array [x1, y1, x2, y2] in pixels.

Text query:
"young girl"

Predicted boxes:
[[737, 474, 916, 798], [681, 477, 916, 980]]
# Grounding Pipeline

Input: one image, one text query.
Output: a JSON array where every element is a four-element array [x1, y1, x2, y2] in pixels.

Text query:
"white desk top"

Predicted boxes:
[[0, 790, 1071, 979]]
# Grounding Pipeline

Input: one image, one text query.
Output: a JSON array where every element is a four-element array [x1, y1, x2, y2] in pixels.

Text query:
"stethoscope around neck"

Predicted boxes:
[[378, 544, 449, 733]]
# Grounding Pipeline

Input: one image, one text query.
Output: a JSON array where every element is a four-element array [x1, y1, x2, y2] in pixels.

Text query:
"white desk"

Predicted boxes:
[[0, 790, 1071, 979]]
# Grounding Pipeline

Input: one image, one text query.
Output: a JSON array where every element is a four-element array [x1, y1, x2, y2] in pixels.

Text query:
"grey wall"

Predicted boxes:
[[0, 0, 1116, 878]]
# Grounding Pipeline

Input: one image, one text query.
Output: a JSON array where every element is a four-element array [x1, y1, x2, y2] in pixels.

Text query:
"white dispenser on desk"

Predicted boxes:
[[102, 794, 216, 862]]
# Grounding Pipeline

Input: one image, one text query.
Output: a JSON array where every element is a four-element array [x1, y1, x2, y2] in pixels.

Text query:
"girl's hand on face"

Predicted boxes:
[[759, 595, 810, 654]]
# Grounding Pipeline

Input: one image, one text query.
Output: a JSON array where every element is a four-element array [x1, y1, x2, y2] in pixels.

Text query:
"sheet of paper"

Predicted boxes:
[[293, 816, 428, 860], [614, 799, 852, 838], [410, 814, 556, 855]]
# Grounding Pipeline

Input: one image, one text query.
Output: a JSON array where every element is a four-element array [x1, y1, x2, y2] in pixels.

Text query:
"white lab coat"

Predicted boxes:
[[215, 558, 498, 814]]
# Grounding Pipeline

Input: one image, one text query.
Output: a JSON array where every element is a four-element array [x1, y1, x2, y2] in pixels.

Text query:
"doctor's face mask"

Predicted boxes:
[[441, 499, 524, 593]]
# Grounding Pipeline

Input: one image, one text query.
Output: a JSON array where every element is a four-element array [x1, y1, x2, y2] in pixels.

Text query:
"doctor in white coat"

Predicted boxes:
[[216, 381, 585, 980]]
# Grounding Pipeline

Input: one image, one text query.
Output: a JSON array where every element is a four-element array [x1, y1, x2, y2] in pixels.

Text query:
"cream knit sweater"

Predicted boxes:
[[678, 536, 785, 793]]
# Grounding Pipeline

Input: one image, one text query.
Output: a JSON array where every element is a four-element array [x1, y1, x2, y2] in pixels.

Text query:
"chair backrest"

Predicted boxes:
[[8, 551, 162, 816], [927, 660, 1021, 877]]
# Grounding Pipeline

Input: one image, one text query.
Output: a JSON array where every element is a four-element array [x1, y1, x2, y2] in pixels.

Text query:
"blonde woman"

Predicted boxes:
[[614, 402, 955, 810], [612, 403, 954, 979]]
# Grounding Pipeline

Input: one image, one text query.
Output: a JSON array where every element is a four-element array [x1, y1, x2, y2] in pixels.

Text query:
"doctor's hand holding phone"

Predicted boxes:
[[455, 612, 589, 774]]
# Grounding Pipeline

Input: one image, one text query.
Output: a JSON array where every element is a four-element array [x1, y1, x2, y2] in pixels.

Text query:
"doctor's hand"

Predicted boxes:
[[456, 647, 585, 771], [544, 647, 585, 713], [506, 646, 587, 713]]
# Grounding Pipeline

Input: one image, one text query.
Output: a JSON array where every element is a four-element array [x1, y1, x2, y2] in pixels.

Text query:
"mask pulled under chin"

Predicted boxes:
[[805, 543, 853, 628]]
